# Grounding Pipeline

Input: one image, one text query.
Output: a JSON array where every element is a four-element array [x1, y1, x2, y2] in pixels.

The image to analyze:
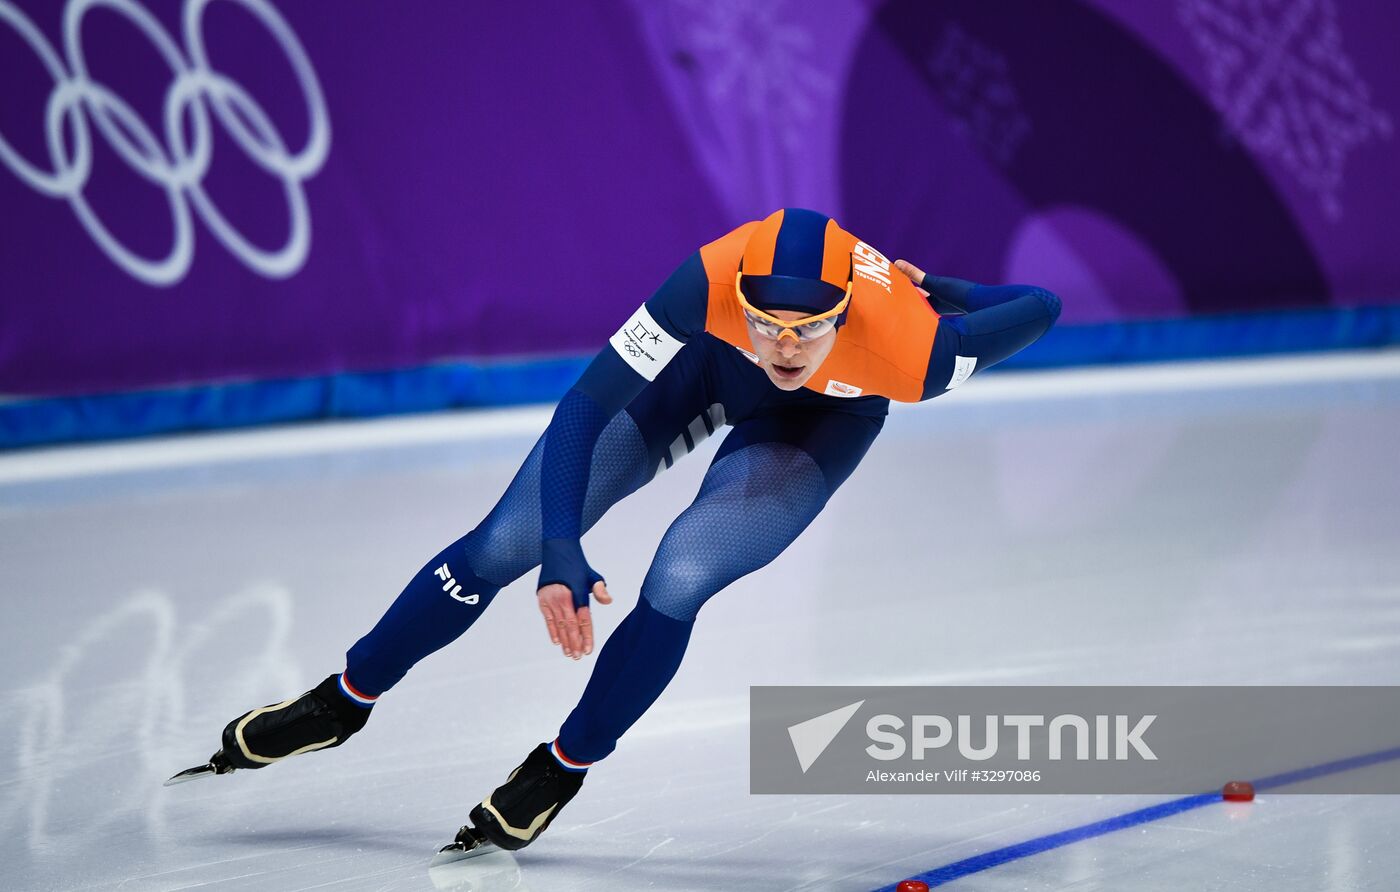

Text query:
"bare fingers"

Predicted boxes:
[[559, 599, 583, 659], [581, 581, 611, 655], [537, 584, 579, 657], [894, 258, 926, 286], [538, 600, 560, 645], [538, 582, 612, 659], [578, 606, 593, 656]]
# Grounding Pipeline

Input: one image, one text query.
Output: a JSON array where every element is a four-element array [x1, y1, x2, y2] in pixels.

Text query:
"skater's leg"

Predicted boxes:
[[457, 423, 870, 851], [550, 598, 691, 766], [554, 409, 885, 765], [342, 342, 736, 695], [344, 412, 652, 696], [195, 349, 722, 777]]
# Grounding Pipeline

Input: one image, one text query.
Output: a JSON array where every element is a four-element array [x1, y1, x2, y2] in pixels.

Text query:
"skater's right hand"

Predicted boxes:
[[537, 579, 611, 660], [537, 538, 613, 660]]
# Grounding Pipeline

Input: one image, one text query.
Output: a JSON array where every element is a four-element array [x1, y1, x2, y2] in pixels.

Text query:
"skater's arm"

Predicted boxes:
[[896, 258, 972, 315], [909, 258, 1062, 400], [539, 251, 707, 544], [895, 259, 1050, 316], [536, 252, 708, 658], [535, 372, 633, 660]]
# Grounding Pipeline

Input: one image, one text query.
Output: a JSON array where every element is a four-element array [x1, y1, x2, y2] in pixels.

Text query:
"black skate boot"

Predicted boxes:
[[165, 674, 372, 785], [435, 743, 586, 862]]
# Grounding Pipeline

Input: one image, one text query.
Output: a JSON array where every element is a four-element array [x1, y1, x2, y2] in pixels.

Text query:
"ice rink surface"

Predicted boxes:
[[3, 349, 1399, 891]]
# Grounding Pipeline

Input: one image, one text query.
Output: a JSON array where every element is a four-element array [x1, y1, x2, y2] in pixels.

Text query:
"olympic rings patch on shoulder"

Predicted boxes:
[[0, 0, 330, 285]]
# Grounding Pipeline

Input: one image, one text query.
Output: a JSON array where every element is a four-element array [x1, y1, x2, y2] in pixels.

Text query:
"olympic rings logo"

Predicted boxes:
[[0, 0, 329, 286]]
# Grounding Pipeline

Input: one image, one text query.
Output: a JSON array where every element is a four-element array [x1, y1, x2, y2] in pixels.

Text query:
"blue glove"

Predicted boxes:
[[539, 538, 606, 610]]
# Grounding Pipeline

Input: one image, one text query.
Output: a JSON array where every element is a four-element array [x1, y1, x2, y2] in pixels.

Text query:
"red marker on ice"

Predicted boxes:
[[1222, 780, 1255, 802]]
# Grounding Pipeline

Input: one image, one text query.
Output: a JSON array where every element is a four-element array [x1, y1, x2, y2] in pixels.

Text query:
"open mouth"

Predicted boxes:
[[771, 363, 805, 380]]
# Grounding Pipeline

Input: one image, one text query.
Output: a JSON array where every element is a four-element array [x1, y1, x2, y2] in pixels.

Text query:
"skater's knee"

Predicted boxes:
[[640, 556, 724, 621], [459, 520, 539, 588]]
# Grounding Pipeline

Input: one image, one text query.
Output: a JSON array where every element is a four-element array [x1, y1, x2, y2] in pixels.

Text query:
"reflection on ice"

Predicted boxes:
[[5, 585, 298, 854], [429, 849, 527, 891]]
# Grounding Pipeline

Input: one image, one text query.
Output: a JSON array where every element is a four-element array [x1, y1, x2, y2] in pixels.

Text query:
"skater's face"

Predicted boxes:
[[746, 309, 838, 391]]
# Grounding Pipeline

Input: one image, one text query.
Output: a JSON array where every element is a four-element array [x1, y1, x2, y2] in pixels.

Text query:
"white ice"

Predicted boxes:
[[2, 350, 1399, 891]]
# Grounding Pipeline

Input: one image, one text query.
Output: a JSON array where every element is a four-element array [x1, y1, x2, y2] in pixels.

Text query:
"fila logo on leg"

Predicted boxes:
[[435, 563, 480, 604]]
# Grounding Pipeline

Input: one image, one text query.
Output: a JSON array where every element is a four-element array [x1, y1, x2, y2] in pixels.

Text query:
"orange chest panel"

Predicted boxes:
[[698, 223, 940, 402]]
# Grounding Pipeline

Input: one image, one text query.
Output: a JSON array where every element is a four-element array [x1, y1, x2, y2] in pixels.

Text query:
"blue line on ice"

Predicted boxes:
[[872, 744, 1400, 890]]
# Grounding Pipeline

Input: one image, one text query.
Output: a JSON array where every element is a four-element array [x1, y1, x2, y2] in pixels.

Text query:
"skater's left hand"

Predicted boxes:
[[894, 259, 930, 297], [538, 580, 612, 660]]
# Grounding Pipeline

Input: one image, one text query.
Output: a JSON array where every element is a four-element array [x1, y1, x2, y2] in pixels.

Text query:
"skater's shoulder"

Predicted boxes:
[[698, 220, 761, 282]]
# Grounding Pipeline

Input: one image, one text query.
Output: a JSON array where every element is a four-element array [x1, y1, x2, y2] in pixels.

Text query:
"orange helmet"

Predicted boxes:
[[738, 208, 853, 316]]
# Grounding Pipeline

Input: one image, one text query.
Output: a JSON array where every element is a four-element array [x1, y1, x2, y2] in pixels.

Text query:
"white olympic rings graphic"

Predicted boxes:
[[0, 0, 330, 285]]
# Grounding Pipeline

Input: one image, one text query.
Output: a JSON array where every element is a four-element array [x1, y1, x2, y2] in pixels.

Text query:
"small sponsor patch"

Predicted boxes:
[[609, 304, 683, 381], [824, 379, 863, 397], [946, 355, 977, 390]]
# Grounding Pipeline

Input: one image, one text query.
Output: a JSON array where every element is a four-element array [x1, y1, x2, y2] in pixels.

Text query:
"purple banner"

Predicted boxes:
[[2, 0, 1397, 398]]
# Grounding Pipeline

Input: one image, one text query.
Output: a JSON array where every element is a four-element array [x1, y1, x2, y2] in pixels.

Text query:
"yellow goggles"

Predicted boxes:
[[735, 271, 853, 342]]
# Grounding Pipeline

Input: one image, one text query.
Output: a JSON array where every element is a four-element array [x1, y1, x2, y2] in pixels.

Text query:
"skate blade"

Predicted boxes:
[[163, 762, 224, 786], [429, 838, 503, 868]]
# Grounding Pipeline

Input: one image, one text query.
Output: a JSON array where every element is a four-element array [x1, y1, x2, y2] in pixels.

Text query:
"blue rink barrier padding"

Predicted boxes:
[[997, 302, 1400, 369], [3, 304, 1399, 450], [0, 356, 589, 451]]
